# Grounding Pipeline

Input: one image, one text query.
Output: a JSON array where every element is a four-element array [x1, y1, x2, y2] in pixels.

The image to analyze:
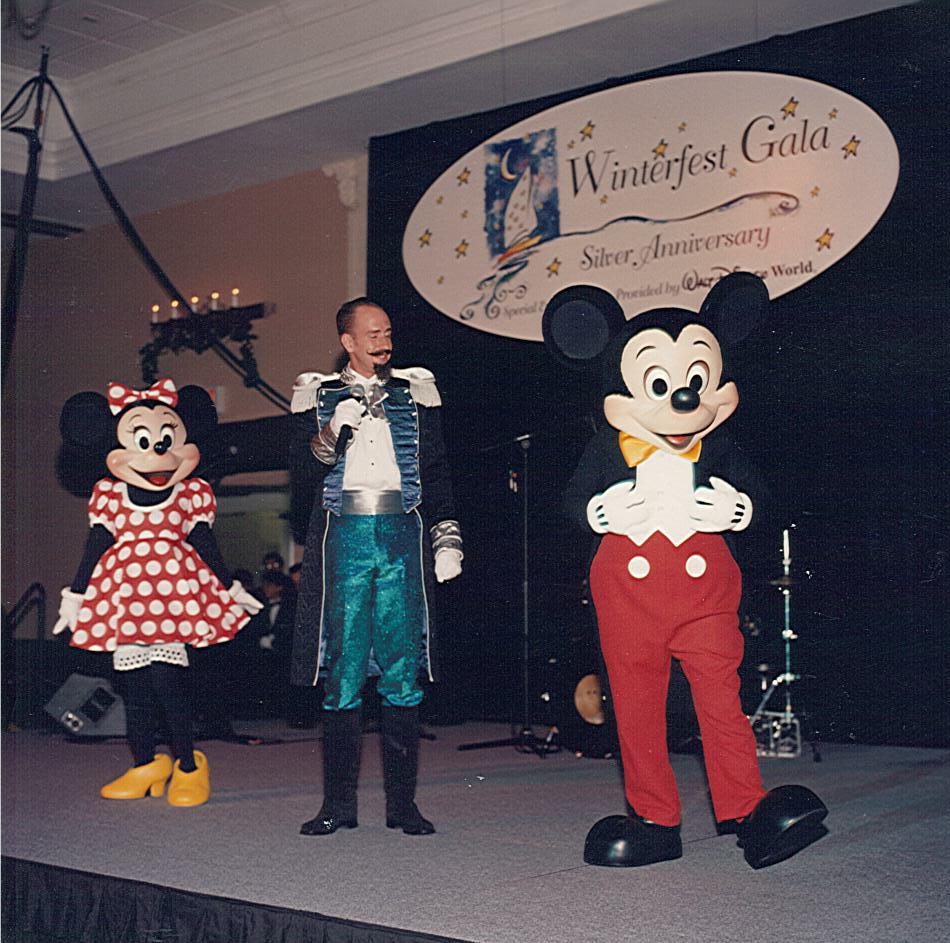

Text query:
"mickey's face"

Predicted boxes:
[[603, 323, 738, 454], [105, 404, 199, 490]]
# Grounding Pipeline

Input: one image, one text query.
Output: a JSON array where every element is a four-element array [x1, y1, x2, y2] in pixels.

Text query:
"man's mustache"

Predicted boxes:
[[369, 348, 392, 357]]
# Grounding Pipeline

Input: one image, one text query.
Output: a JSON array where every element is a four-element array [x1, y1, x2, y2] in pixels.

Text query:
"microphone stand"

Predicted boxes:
[[458, 432, 558, 758]]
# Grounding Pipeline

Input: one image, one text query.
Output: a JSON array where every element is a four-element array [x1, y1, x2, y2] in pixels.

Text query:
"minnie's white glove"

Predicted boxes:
[[434, 548, 463, 583], [586, 480, 649, 536], [53, 588, 84, 635], [329, 398, 364, 436], [691, 477, 753, 532], [228, 580, 264, 614]]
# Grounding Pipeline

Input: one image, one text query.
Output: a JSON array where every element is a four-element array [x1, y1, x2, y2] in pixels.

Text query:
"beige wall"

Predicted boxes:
[[2, 168, 349, 630]]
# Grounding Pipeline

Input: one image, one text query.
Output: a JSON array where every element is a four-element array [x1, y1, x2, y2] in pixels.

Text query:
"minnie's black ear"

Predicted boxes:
[[698, 272, 768, 347], [59, 392, 114, 448], [175, 385, 218, 442], [542, 285, 626, 370]]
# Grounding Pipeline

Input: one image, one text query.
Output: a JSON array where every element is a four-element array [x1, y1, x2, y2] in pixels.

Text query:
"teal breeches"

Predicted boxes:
[[321, 511, 427, 711]]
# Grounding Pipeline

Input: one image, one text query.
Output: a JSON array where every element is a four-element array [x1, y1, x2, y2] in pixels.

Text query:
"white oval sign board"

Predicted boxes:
[[402, 71, 898, 341]]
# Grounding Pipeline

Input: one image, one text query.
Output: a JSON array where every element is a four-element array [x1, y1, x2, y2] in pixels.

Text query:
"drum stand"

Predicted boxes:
[[748, 528, 817, 760]]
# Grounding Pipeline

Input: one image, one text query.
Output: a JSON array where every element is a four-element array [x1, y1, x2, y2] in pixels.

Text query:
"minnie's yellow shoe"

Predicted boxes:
[[100, 754, 173, 799], [167, 750, 211, 807]]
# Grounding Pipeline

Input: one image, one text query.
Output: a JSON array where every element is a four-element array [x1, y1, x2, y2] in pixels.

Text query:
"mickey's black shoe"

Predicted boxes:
[[583, 815, 682, 867], [737, 785, 828, 869]]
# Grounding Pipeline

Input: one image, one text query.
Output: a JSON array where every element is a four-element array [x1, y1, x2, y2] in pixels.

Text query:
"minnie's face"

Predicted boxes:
[[603, 323, 738, 454], [105, 404, 199, 490]]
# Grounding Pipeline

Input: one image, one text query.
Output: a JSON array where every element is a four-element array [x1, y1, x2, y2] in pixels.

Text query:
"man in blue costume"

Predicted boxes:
[[290, 298, 462, 836]]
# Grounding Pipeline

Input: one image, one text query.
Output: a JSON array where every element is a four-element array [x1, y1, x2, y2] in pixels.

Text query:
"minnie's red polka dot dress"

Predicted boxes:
[[71, 477, 249, 653]]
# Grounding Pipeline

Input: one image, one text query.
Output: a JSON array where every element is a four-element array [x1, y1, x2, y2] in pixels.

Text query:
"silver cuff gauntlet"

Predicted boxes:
[[310, 424, 339, 465], [430, 519, 462, 555]]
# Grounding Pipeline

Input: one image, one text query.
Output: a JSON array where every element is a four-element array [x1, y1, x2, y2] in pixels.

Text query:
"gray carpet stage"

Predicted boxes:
[[3, 721, 949, 942]]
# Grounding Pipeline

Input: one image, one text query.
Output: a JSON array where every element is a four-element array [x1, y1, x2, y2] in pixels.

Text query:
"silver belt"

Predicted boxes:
[[340, 490, 403, 515]]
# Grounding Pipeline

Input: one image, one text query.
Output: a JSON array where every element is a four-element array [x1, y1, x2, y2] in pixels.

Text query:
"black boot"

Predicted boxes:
[[300, 708, 362, 836], [381, 705, 435, 835]]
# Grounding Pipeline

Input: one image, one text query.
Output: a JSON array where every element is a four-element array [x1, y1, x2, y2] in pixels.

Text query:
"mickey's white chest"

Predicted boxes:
[[627, 450, 697, 547]]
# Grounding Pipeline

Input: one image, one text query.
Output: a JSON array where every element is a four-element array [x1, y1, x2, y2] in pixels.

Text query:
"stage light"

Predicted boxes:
[[230, 287, 240, 307], [210, 291, 220, 310], [170, 299, 180, 318], [150, 303, 160, 324], [190, 295, 200, 312]]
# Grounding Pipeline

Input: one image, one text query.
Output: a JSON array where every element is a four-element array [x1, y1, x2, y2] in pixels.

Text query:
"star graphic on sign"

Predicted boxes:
[[653, 139, 668, 159], [547, 258, 562, 277], [678, 121, 688, 132], [418, 229, 432, 247], [580, 121, 595, 140], [842, 135, 861, 158], [457, 167, 471, 185], [728, 167, 738, 178], [455, 239, 469, 258], [460, 210, 469, 219], [567, 140, 575, 149], [781, 97, 799, 119], [816, 228, 834, 251], [437, 276, 444, 285], [828, 108, 838, 120], [436, 195, 444, 205], [811, 186, 821, 198], [600, 194, 609, 204]]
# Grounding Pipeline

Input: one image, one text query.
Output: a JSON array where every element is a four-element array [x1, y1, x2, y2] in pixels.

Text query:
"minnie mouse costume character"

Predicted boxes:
[[544, 273, 827, 869], [54, 379, 262, 806]]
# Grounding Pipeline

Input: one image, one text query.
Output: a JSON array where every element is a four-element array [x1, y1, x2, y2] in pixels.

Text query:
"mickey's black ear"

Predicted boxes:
[[59, 392, 114, 448], [542, 285, 626, 370], [175, 385, 218, 442], [698, 272, 768, 347]]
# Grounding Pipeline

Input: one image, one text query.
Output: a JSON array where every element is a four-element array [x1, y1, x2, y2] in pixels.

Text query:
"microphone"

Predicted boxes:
[[335, 387, 366, 456]]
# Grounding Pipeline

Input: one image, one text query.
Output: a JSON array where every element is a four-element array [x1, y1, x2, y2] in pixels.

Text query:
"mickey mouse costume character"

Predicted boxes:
[[54, 379, 262, 806], [545, 273, 827, 869]]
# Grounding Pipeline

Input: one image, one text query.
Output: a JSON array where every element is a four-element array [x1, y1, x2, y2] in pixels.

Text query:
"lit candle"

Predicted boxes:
[[230, 287, 240, 308], [150, 303, 160, 324], [170, 299, 181, 319], [782, 528, 790, 565], [210, 291, 220, 311], [190, 295, 200, 313]]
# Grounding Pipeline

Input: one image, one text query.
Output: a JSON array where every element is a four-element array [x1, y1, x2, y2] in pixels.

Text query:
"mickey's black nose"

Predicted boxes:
[[671, 387, 700, 412], [154, 441, 169, 455]]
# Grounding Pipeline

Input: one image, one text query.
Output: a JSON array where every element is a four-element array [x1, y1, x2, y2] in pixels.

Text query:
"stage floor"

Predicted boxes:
[[4, 721, 949, 942]]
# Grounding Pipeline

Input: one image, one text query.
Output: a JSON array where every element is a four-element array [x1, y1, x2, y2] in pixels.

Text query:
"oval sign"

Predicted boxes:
[[402, 71, 898, 341]]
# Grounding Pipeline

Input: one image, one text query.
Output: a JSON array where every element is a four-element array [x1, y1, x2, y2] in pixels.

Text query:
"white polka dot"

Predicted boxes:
[[101, 577, 114, 594], [185, 557, 197, 572], [169, 600, 184, 616], [109, 385, 123, 398], [149, 600, 164, 615], [627, 556, 651, 579], [165, 559, 180, 575], [121, 583, 133, 597], [96, 496, 109, 510], [685, 554, 707, 578], [118, 546, 132, 561], [188, 579, 199, 593], [78, 607, 93, 622], [99, 479, 114, 492], [141, 621, 157, 636], [105, 556, 116, 571], [134, 543, 150, 557], [92, 564, 103, 579], [120, 621, 137, 636], [155, 541, 170, 555], [96, 600, 109, 616], [185, 600, 200, 616], [180, 621, 194, 636], [126, 562, 142, 578], [202, 493, 212, 508], [189, 481, 201, 491], [168, 511, 182, 525], [108, 499, 119, 513], [146, 560, 162, 576], [72, 630, 89, 645], [149, 510, 164, 525], [106, 637, 117, 652], [138, 530, 156, 540], [176, 579, 190, 595], [130, 602, 146, 617], [157, 579, 173, 595], [129, 511, 145, 526], [115, 514, 127, 529], [178, 498, 191, 511], [161, 619, 176, 634], [85, 585, 97, 599], [207, 603, 222, 619], [195, 619, 210, 636], [198, 569, 210, 585], [91, 623, 107, 638], [138, 581, 155, 597]]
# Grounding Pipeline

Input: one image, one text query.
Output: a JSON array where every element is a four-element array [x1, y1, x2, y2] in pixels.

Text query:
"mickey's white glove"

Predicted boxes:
[[691, 477, 753, 532], [329, 398, 364, 436], [434, 548, 463, 583], [53, 588, 84, 635], [586, 480, 649, 535], [228, 580, 264, 614]]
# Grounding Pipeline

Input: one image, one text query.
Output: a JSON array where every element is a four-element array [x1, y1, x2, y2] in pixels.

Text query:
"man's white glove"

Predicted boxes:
[[53, 588, 84, 635], [586, 480, 649, 535], [229, 580, 264, 614], [434, 548, 463, 583], [690, 477, 753, 532], [329, 397, 364, 436]]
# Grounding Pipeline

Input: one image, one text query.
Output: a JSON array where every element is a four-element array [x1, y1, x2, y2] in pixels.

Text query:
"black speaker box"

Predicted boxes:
[[43, 673, 126, 737]]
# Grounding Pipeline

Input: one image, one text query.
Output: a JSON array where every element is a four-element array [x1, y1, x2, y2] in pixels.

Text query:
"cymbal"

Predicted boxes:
[[769, 575, 799, 587]]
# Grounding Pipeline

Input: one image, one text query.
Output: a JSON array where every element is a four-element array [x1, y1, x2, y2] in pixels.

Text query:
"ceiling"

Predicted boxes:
[[2, 0, 914, 237]]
